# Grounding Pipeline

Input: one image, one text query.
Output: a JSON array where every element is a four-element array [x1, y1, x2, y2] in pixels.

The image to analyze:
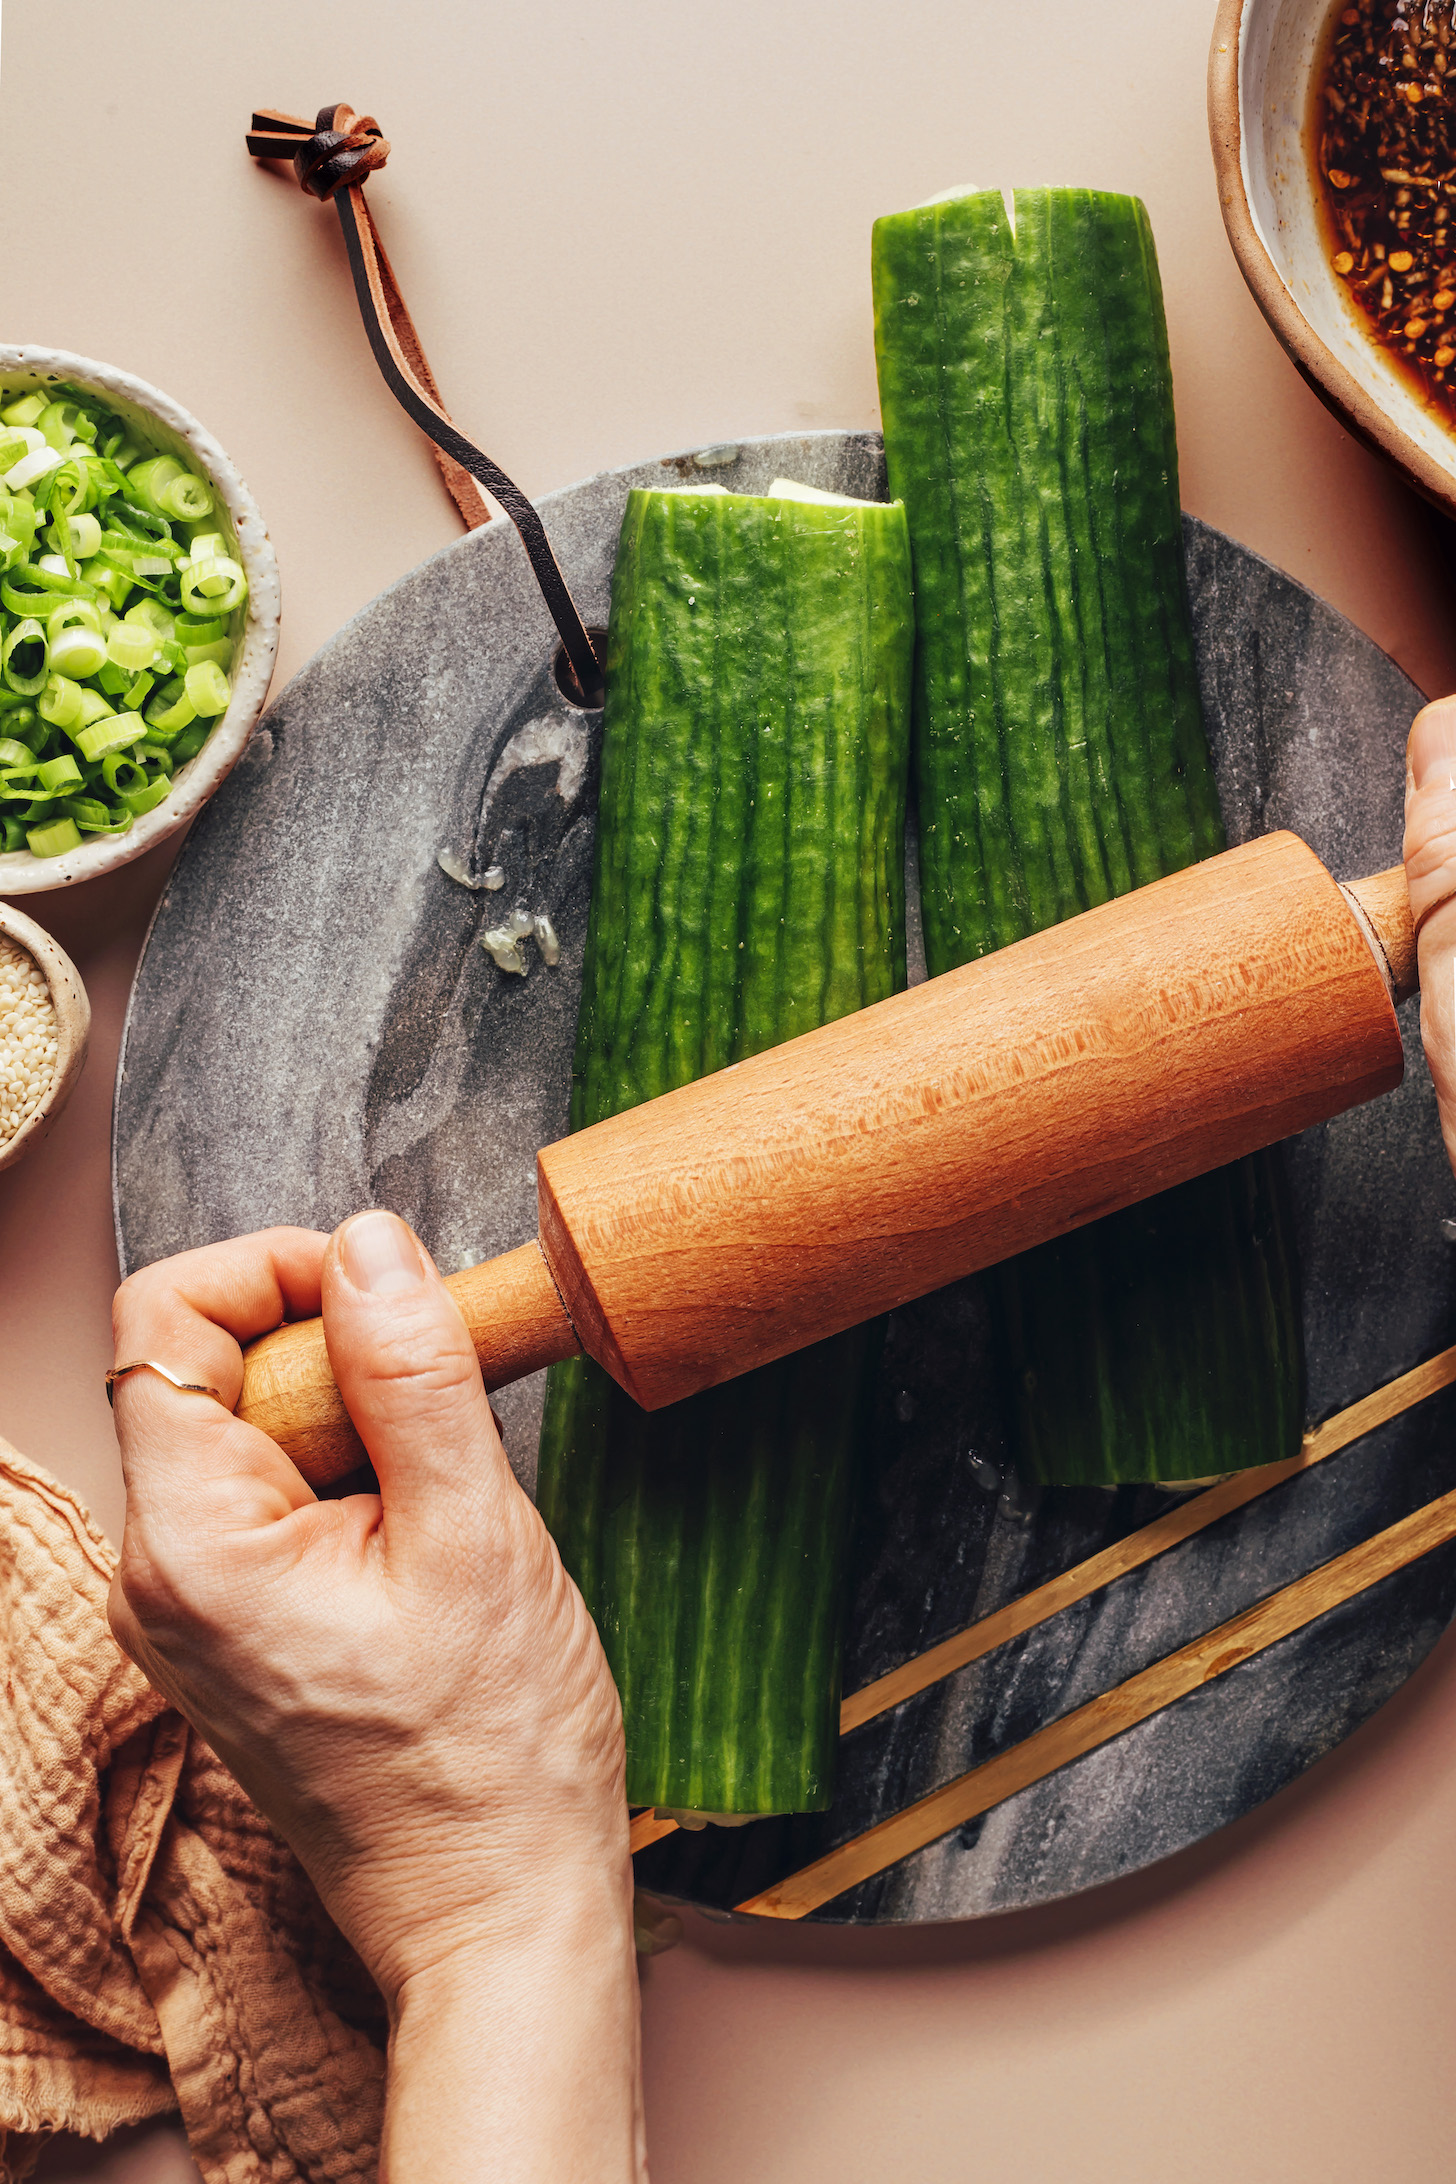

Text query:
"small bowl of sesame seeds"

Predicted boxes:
[[1211, 0, 1456, 517], [0, 902, 89, 1173]]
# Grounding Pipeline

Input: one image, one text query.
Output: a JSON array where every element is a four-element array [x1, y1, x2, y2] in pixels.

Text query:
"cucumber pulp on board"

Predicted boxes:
[[871, 185, 1304, 1486], [536, 479, 914, 1815]]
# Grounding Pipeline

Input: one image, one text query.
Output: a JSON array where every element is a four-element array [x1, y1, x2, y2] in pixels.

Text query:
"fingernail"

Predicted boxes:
[[339, 1211, 429, 1297], [1409, 703, 1456, 792]]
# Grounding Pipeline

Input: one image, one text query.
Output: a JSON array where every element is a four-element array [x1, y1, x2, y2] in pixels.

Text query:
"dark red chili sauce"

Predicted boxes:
[[1314, 0, 1456, 418]]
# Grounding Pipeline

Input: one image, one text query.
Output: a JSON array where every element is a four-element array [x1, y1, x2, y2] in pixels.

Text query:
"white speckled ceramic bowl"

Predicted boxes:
[[0, 899, 89, 1171], [1210, 0, 1456, 516], [0, 347, 280, 892]]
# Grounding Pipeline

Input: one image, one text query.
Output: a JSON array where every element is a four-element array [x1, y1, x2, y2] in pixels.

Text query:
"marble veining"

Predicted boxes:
[[113, 433, 1456, 1923]]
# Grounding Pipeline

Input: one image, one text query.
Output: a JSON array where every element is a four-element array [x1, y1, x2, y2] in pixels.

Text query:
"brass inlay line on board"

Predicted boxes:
[[737, 1478, 1456, 1919], [626, 1344, 1456, 1870]]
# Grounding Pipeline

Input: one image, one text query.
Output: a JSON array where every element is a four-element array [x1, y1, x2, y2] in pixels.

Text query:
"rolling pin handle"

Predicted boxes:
[[1343, 866, 1418, 1005], [237, 1239, 582, 1491]]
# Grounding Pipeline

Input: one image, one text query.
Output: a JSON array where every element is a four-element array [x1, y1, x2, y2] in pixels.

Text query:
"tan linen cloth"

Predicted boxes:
[[0, 1436, 387, 2182]]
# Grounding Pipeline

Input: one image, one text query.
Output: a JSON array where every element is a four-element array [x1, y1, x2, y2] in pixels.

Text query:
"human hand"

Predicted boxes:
[[108, 1213, 643, 2183], [1406, 698, 1456, 1179]]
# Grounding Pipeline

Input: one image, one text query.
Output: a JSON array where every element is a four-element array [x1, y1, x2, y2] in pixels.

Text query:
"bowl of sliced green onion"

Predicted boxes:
[[0, 348, 279, 889]]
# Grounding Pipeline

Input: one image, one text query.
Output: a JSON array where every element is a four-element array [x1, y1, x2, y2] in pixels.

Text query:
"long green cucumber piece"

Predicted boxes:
[[537, 482, 913, 1813], [872, 187, 1304, 1485]]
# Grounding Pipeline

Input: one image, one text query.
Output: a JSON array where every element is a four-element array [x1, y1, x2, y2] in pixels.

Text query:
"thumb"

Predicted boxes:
[[322, 1209, 510, 1528], [1405, 699, 1456, 1166]]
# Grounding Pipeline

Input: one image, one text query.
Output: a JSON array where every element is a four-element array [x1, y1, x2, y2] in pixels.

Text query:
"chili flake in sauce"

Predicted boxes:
[[1316, 0, 1456, 410]]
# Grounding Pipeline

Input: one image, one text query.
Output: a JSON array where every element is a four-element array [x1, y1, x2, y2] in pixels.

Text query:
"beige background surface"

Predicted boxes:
[[4, 0, 1456, 2177]]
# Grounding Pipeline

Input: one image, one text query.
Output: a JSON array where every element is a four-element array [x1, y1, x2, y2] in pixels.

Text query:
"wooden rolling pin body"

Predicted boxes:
[[241, 831, 1410, 1485]]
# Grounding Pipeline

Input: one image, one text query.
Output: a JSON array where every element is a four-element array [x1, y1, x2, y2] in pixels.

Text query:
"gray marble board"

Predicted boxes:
[[113, 431, 1456, 1925]]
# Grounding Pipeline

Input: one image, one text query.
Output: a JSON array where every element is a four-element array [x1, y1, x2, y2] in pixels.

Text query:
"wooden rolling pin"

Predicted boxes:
[[239, 832, 1416, 1486]]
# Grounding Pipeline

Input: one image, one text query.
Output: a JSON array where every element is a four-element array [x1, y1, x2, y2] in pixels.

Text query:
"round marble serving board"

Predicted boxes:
[[114, 431, 1456, 1925]]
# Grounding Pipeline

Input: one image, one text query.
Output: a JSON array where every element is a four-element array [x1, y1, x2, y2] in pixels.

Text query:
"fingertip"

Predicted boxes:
[[331, 1209, 437, 1300]]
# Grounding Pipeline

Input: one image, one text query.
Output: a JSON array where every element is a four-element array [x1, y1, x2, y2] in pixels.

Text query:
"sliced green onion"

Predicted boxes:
[[46, 597, 102, 641], [112, 498, 172, 542], [0, 773, 53, 807], [179, 556, 246, 616], [4, 575, 55, 620], [26, 816, 82, 858], [0, 381, 242, 820], [4, 446, 63, 493], [102, 753, 146, 796], [0, 502, 35, 560], [35, 753, 83, 794], [1, 817, 25, 851], [107, 621, 156, 672], [168, 720, 210, 764], [61, 798, 132, 836], [119, 774, 171, 816], [125, 598, 176, 639], [4, 563, 95, 605], [49, 461, 94, 519], [158, 473, 212, 522], [38, 675, 83, 731], [36, 400, 80, 452], [75, 712, 145, 763], [184, 660, 230, 717], [54, 510, 101, 562], [127, 456, 184, 516], [143, 678, 196, 737], [48, 626, 107, 680], [73, 687, 116, 729], [78, 559, 130, 613], [2, 619, 47, 697], [3, 707, 44, 751]]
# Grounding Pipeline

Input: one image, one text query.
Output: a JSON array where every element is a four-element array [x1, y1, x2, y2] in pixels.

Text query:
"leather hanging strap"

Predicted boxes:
[[246, 104, 603, 704]]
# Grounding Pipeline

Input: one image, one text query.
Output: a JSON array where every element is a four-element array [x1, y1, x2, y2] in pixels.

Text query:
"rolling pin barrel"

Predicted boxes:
[[240, 831, 1412, 1487]]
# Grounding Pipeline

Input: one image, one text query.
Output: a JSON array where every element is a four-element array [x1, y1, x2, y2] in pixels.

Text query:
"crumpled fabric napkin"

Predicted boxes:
[[0, 1436, 387, 2182]]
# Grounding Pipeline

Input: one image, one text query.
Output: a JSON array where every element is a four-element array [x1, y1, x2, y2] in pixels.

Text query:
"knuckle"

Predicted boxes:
[[114, 1537, 183, 1629], [1404, 793, 1456, 918], [112, 1262, 162, 1336], [344, 1298, 482, 1403], [114, 1525, 211, 1634]]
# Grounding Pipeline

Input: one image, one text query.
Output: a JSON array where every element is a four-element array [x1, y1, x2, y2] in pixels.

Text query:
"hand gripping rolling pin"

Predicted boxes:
[[238, 832, 1417, 1487]]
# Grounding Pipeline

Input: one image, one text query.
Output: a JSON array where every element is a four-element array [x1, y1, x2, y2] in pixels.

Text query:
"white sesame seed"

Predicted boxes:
[[0, 936, 56, 1146]]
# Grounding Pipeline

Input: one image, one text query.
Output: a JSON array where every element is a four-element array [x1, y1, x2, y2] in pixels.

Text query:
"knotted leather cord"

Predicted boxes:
[[246, 104, 604, 704]]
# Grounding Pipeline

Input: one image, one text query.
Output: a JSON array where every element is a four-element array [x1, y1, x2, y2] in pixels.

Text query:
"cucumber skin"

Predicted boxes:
[[872, 188, 1304, 1486], [995, 1153, 1303, 1488], [537, 485, 913, 1814]]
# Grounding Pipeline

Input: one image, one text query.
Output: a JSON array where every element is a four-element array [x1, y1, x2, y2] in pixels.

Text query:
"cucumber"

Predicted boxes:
[[872, 187, 1304, 1485], [537, 480, 914, 1814]]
